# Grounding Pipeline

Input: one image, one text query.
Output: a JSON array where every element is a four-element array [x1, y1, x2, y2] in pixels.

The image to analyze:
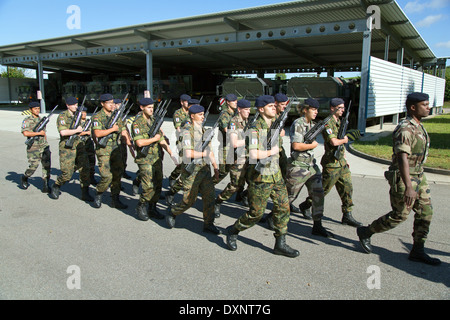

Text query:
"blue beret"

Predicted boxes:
[[225, 93, 238, 101], [407, 92, 429, 102], [304, 98, 320, 109], [189, 104, 205, 114], [65, 97, 78, 105], [237, 99, 251, 108], [255, 95, 275, 107], [139, 98, 154, 106], [274, 93, 289, 102], [180, 94, 191, 101], [99, 94, 114, 102], [330, 98, 345, 107], [29, 101, 40, 108], [188, 98, 200, 105], [113, 99, 122, 104]]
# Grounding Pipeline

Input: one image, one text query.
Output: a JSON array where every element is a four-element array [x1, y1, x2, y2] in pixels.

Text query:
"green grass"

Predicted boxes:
[[352, 112, 450, 170]]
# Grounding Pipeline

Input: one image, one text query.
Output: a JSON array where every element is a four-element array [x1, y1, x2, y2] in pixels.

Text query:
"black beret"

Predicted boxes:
[[225, 93, 238, 101], [29, 101, 40, 108], [180, 94, 191, 101], [188, 98, 200, 105], [189, 104, 205, 114], [99, 93, 114, 102], [139, 98, 154, 106], [407, 92, 429, 102], [65, 97, 78, 105], [274, 93, 289, 102], [255, 95, 275, 107], [113, 99, 122, 104], [330, 98, 345, 107], [237, 99, 251, 108], [304, 98, 320, 109]]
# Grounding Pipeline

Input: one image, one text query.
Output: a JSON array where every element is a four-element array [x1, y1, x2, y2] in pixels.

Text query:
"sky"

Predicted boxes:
[[0, 0, 449, 73]]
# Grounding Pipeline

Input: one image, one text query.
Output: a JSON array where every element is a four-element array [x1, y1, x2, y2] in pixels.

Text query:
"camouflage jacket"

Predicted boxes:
[[181, 123, 211, 169], [131, 113, 164, 165], [228, 113, 248, 163], [217, 107, 236, 149], [289, 116, 315, 166], [21, 115, 48, 149], [321, 116, 346, 168], [173, 107, 190, 131], [247, 116, 282, 183], [56, 110, 82, 146], [391, 115, 429, 174], [91, 108, 126, 153]]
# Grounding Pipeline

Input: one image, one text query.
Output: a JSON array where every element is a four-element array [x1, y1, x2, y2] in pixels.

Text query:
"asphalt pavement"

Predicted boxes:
[[0, 107, 448, 302]]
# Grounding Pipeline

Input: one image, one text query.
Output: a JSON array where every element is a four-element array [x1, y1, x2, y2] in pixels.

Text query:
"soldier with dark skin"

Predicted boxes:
[[91, 94, 133, 209], [357, 92, 441, 266], [166, 104, 221, 235], [49, 97, 93, 202], [20, 101, 51, 193], [132, 98, 165, 221], [226, 95, 299, 258]]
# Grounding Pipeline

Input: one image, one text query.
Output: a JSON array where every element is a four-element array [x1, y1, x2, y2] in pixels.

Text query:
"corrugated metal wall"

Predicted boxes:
[[366, 56, 445, 119]]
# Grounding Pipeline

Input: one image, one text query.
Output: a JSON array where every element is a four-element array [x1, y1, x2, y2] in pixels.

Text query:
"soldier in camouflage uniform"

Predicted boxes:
[[114, 99, 135, 180], [214, 99, 251, 217], [20, 101, 51, 193], [301, 98, 362, 227], [168, 94, 191, 186], [274, 93, 289, 181], [49, 97, 93, 202], [80, 109, 98, 186], [165, 104, 221, 235], [358, 92, 441, 265], [226, 95, 299, 258], [214, 93, 238, 184], [285, 98, 333, 238], [131, 98, 165, 221], [91, 94, 133, 209]]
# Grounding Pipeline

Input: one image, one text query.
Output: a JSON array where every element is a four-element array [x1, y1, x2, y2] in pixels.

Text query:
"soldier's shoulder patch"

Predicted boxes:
[[230, 122, 236, 130], [326, 128, 333, 135], [60, 119, 66, 125], [134, 127, 140, 135]]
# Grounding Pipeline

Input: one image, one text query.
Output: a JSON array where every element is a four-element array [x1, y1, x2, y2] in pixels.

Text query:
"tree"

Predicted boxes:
[[0, 67, 29, 78]]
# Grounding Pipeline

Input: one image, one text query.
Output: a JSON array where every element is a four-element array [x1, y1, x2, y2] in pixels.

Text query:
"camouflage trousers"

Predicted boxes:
[[322, 164, 354, 214], [369, 173, 433, 243], [285, 162, 324, 221], [170, 165, 215, 225], [56, 140, 90, 188], [84, 138, 96, 177], [96, 146, 124, 195], [217, 163, 247, 202], [234, 178, 290, 236], [137, 159, 163, 204], [25, 145, 51, 179]]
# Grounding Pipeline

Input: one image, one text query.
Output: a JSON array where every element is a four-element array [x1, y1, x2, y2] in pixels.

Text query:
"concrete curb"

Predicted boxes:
[[348, 143, 450, 176]]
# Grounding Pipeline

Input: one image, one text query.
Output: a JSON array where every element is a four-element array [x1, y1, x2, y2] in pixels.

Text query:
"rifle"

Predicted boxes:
[[65, 96, 87, 148], [25, 104, 59, 149], [254, 101, 292, 172], [333, 100, 352, 160], [184, 110, 225, 175], [140, 100, 170, 157], [97, 93, 130, 148], [202, 101, 213, 126], [79, 107, 98, 142], [303, 107, 340, 144]]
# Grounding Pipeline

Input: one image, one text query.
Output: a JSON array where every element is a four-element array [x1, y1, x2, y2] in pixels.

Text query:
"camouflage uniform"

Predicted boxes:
[[214, 108, 235, 184], [21, 115, 51, 180], [285, 116, 324, 221], [319, 117, 354, 214], [91, 108, 127, 195], [368, 116, 433, 243], [131, 113, 164, 205], [216, 113, 248, 202], [233, 116, 290, 237], [169, 123, 215, 225], [169, 107, 190, 181], [275, 113, 288, 181], [54, 110, 90, 188]]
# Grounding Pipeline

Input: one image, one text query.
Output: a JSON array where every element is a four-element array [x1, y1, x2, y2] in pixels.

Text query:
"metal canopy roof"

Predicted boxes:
[[0, 0, 440, 75]]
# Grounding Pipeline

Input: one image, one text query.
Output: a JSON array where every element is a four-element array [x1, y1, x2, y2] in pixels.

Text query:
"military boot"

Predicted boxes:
[[312, 220, 334, 238], [273, 234, 300, 258], [21, 175, 30, 190], [408, 242, 441, 266], [132, 178, 140, 196], [342, 212, 363, 227], [357, 226, 374, 254], [111, 194, 128, 209], [41, 177, 50, 194], [93, 192, 103, 209], [49, 183, 60, 200], [166, 209, 176, 229], [148, 203, 164, 220], [214, 199, 222, 218], [165, 189, 175, 206], [226, 225, 240, 251], [299, 201, 312, 220], [81, 187, 94, 202], [136, 201, 149, 221]]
